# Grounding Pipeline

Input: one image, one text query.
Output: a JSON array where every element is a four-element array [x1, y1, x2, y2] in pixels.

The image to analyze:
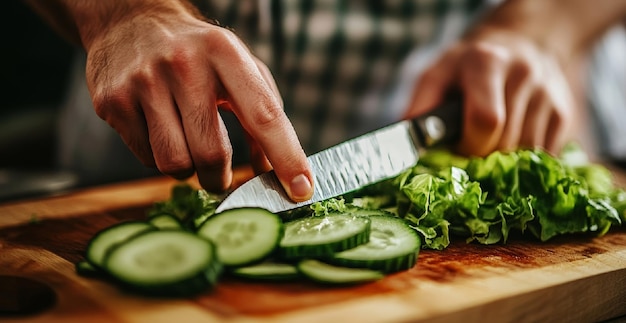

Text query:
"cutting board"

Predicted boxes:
[[1, 167, 626, 323]]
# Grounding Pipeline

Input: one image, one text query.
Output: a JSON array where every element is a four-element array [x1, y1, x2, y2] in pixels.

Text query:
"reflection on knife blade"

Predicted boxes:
[[216, 96, 462, 214]]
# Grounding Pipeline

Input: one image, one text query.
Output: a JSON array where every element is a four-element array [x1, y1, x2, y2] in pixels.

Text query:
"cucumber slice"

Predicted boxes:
[[279, 214, 371, 259], [75, 260, 105, 278], [328, 214, 421, 273], [86, 221, 154, 268], [231, 262, 300, 281], [197, 207, 283, 267], [148, 214, 182, 230], [297, 259, 383, 285], [104, 230, 222, 297]]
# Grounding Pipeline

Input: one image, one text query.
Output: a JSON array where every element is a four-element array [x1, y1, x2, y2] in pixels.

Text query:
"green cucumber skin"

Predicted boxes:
[[148, 214, 182, 230], [85, 221, 155, 269], [116, 260, 222, 298], [230, 262, 301, 281], [75, 260, 108, 279], [278, 214, 372, 260], [327, 252, 419, 273], [297, 259, 384, 285], [327, 215, 421, 273], [279, 227, 370, 259]]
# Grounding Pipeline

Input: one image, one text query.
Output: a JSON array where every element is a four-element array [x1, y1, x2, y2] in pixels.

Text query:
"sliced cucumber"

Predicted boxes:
[[297, 259, 383, 285], [328, 214, 420, 273], [279, 214, 371, 259], [148, 213, 182, 230], [104, 229, 222, 297], [75, 260, 105, 278], [86, 221, 154, 268], [197, 207, 283, 267], [231, 262, 300, 281]]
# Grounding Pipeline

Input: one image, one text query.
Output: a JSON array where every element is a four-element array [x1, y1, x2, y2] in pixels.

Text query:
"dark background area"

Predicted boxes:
[[1, 1, 76, 170]]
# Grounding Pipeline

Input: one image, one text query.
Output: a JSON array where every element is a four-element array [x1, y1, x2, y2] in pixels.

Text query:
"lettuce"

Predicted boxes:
[[349, 145, 624, 249]]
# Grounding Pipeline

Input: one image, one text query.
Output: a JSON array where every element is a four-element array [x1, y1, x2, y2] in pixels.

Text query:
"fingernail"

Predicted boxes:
[[290, 174, 313, 200]]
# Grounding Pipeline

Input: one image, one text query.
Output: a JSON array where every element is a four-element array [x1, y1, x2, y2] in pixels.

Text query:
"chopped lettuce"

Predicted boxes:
[[347, 145, 624, 249], [148, 183, 222, 230]]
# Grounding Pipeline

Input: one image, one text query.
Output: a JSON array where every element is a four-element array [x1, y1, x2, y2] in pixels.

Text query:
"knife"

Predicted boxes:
[[215, 95, 463, 214]]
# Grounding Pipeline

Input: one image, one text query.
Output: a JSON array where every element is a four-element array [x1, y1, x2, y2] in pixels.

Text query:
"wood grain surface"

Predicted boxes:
[[1, 166, 625, 323]]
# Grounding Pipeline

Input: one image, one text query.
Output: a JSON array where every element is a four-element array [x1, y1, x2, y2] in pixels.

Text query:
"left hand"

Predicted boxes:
[[405, 26, 577, 157]]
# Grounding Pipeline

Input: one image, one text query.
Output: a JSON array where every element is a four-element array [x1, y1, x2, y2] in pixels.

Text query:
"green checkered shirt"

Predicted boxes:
[[198, 0, 486, 158]]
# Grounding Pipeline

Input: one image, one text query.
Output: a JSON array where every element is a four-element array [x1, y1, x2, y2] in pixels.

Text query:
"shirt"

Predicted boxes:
[[201, 0, 486, 155]]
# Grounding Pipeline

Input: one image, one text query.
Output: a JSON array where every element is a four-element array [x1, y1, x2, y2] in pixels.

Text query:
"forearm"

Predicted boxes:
[[471, 0, 626, 61], [23, 0, 203, 50]]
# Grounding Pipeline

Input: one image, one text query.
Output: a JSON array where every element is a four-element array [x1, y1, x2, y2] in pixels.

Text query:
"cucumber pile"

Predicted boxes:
[[77, 205, 421, 296]]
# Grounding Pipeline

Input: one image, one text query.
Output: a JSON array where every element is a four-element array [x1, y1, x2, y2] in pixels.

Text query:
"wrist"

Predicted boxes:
[[467, 0, 626, 66], [70, 0, 202, 50], [466, 1, 578, 65]]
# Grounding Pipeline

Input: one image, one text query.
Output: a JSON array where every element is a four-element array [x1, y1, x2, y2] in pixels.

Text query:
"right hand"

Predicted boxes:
[[82, 4, 313, 201]]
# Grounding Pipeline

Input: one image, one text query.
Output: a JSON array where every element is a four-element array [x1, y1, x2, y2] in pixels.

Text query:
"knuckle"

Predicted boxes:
[[92, 88, 134, 123], [204, 27, 242, 55], [127, 137, 156, 167], [150, 131, 194, 177], [510, 60, 538, 84], [251, 99, 285, 128], [463, 42, 510, 68], [157, 154, 194, 178], [194, 149, 233, 191], [472, 104, 505, 133]]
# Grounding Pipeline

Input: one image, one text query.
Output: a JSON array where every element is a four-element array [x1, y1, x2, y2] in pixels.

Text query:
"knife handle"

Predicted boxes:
[[411, 92, 463, 148]]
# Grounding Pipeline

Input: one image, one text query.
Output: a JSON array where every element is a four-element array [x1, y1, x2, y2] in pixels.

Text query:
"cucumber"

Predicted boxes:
[[231, 262, 300, 281], [103, 229, 222, 297], [279, 214, 371, 259], [197, 207, 283, 267], [297, 259, 383, 285], [86, 221, 154, 268], [75, 260, 105, 278], [148, 213, 182, 230], [328, 214, 421, 273]]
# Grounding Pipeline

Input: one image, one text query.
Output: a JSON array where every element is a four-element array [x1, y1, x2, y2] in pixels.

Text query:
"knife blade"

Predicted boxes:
[[215, 95, 462, 214]]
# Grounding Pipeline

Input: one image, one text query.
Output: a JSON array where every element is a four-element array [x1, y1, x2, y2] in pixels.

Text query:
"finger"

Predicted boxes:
[[254, 58, 283, 107], [457, 44, 508, 157], [520, 89, 552, 149], [497, 61, 536, 151], [92, 89, 156, 168], [544, 69, 575, 154], [245, 131, 273, 175], [168, 69, 234, 192], [250, 59, 283, 174], [135, 72, 195, 180], [214, 33, 313, 202], [404, 50, 458, 119], [544, 105, 570, 154]]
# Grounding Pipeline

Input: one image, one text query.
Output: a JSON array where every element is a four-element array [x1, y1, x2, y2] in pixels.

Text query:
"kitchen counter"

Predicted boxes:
[[1, 165, 625, 322]]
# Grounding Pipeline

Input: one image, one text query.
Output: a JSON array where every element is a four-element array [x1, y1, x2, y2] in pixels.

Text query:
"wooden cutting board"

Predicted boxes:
[[1, 167, 625, 323]]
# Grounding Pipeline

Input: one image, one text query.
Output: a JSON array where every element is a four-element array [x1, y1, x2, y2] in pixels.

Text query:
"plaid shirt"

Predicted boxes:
[[199, 0, 487, 155]]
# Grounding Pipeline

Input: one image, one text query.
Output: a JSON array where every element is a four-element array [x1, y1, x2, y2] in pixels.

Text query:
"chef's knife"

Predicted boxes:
[[215, 95, 462, 213]]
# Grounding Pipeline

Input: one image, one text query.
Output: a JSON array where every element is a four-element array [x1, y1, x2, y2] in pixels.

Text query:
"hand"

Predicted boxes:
[[405, 27, 576, 157], [83, 5, 313, 201]]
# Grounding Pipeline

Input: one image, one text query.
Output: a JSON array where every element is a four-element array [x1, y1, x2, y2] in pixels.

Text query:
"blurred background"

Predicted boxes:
[[0, 1, 77, 201]]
